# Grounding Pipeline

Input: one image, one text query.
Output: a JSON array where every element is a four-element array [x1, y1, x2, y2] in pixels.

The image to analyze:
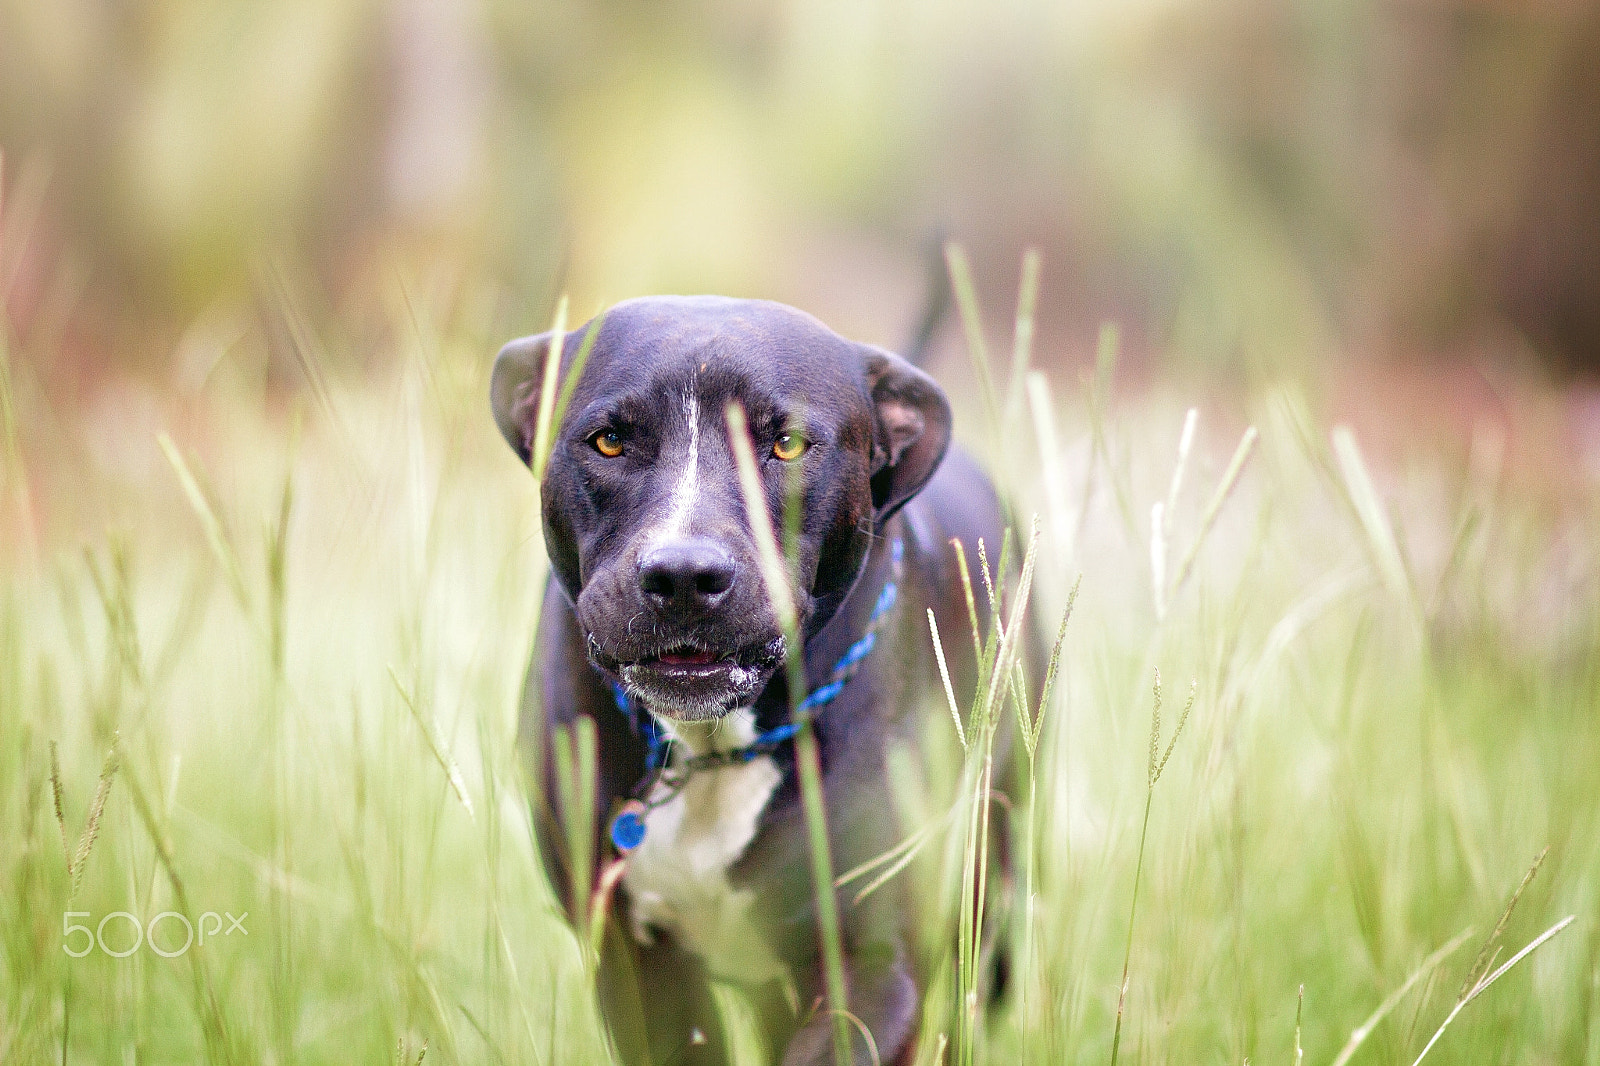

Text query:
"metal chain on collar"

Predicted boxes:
[[606, 536, 905, 852]]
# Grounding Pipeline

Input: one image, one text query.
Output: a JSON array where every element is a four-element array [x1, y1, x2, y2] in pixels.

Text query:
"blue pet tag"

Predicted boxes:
[[610, 800, 648, 852]]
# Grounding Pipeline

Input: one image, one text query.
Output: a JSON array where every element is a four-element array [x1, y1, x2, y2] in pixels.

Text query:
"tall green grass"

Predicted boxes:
[[1, 253, 1597, 1066]]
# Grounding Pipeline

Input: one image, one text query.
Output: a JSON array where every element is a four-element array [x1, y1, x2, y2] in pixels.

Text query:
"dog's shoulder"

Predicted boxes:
[[898, 443, 1008, 590]]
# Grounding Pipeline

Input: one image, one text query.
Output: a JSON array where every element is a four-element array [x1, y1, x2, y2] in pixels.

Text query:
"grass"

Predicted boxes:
[[1, 252, 1598, 1065]]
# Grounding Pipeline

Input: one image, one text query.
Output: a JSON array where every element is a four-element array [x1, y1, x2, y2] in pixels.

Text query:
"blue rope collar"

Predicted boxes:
[[607, 537, 904, 853]]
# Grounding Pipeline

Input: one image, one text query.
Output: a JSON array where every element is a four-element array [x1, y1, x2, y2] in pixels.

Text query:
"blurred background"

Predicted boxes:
[[4, 0, 1599, 386], [5, 5, 1600, 1062]]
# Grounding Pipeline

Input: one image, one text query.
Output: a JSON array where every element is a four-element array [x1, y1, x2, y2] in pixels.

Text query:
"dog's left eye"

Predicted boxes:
[[772, 433, 809, 461], [591, 430, 625, 458]]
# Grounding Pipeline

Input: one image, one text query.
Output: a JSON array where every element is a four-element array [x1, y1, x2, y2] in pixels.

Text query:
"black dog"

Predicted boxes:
[[492, 296, 1008, 1065]]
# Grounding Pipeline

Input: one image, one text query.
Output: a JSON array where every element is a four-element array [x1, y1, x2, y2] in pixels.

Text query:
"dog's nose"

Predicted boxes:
[[638, 539, 737, 612]]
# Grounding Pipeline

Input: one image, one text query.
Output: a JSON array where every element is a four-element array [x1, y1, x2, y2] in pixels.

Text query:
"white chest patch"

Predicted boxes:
[[621, 710, 787, 984]]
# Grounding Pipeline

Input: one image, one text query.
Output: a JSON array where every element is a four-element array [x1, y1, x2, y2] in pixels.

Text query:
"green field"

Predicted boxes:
[[2, 283, 1597, 1065]]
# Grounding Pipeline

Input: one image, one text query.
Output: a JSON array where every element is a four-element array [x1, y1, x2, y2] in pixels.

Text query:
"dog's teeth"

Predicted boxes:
[[659, 647, 717, 666]]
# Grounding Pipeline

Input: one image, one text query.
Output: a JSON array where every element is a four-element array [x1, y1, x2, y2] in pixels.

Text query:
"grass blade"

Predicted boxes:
[[724, 402, 796, 631], [1026, 370, 1074, 562], [1025, 575, 1080, 757], [550, 718, 598, 932], [529, 296, 568, 480], [550, 311, 606, 444], [1459, 845, 1549, 1000], [388, 666, 475, 820], [951, 539, 983, 670], [1169, 425, 1258, 602], [1329, 927, 1475, 1066], [1112, 670, 1194, 1066], [928, 610, 967, 749], [158, 433, 251, 610], [1409, 915, 1576, 1066], [1004, 248, 1041, 428], [943, 242, 1002, 434], [1153, 408, 1197, 620], [1331, 426, 1412, 608], [726, 400, 849, 1066]]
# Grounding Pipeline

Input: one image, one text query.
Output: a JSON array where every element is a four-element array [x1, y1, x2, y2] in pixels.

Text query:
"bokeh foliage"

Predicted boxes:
[[3, 0, 1598, 374]]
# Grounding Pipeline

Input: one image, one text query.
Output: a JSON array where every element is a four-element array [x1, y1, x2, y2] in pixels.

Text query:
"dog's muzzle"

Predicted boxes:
[[576, 534, 791, 719]]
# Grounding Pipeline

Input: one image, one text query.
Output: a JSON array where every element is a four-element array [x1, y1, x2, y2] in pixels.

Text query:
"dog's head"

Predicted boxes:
[[492, 296, 950, 721]]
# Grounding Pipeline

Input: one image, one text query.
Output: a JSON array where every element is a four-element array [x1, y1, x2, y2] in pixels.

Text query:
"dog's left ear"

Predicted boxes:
[[490, 332, 554, 465], [861, 347, 953, 518]]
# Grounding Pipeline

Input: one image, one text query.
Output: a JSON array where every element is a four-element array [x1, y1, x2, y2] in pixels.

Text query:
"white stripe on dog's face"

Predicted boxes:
[[652, 388, 700, 543]]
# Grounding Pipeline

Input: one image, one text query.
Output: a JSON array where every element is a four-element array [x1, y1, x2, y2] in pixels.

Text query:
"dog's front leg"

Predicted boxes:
[[596, 920, 728, 1066], [782, 941, 917, 1066]]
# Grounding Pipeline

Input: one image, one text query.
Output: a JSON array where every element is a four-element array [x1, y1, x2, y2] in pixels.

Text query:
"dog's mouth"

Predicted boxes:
[[597, 636, 785, 720], [620, 638, 779, 677], [650, 645, 721, 670]]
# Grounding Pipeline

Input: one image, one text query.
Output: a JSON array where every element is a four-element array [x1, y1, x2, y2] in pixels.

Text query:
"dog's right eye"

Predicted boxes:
[[591, 430, 625, 458]]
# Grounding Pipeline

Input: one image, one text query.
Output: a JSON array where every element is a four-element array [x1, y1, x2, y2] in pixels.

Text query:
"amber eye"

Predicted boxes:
[[591, 430, 624, 458], [772, 432, 808, 461]]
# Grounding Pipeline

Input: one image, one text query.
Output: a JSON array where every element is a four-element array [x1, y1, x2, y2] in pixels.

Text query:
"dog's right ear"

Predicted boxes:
[[490, 333, 554, 465], [861, 346, 953, 519]]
